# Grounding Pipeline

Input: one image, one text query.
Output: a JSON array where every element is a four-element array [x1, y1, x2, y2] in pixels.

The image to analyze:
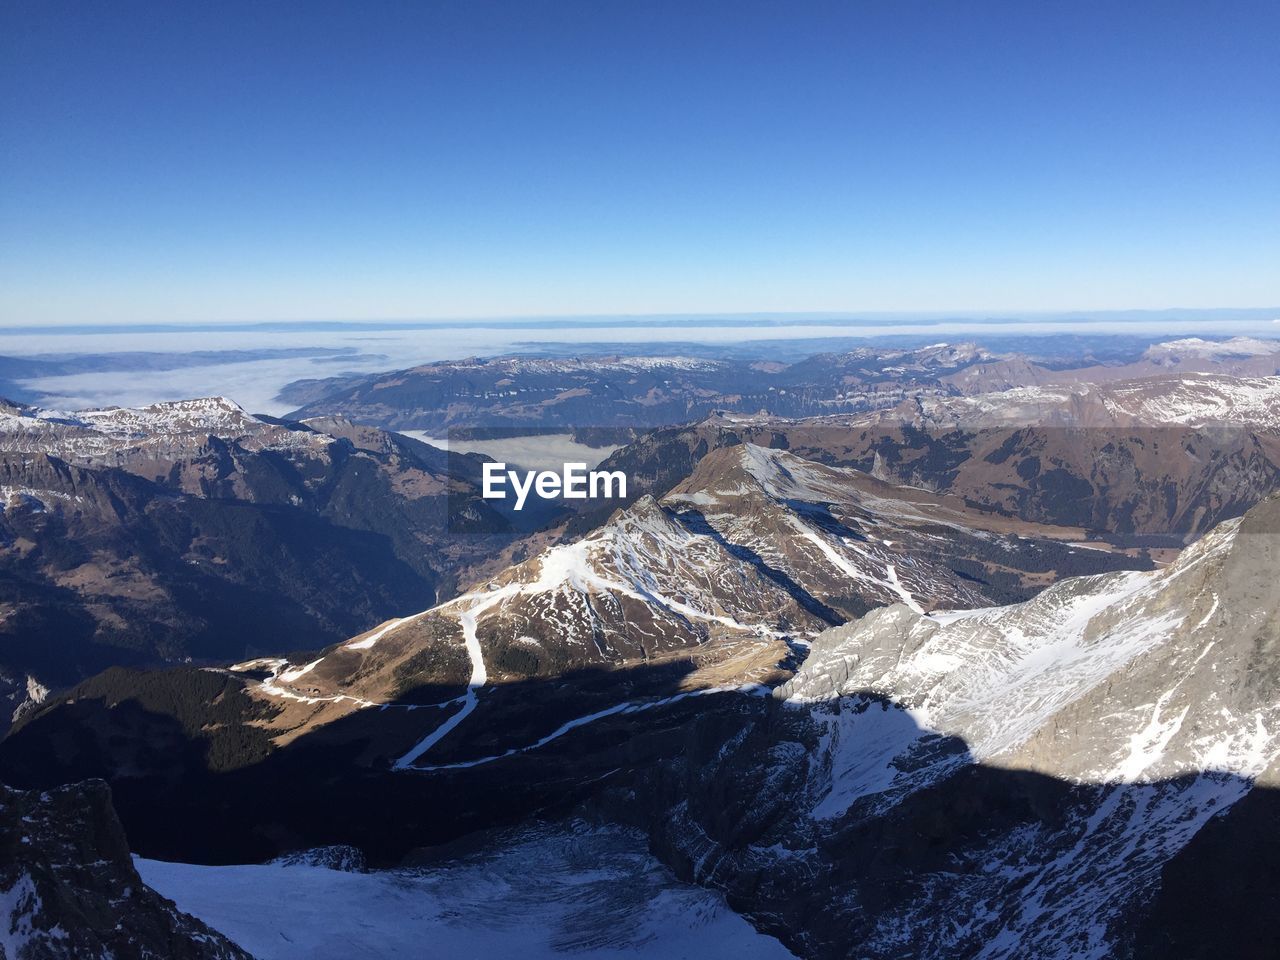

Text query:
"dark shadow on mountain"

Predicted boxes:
[[0, 658, 723, 864], [1133, 778, 1280, 960], [2, 662, 1277, 960]]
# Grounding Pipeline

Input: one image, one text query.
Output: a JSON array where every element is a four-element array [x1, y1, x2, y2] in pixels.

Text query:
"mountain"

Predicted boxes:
[[0, 444, 1143, 843], [276, 337, 1280, 438], [665, 444, 1137, 615], [219, 490, 825, 773], [610, 490, 1280, 959], [582, 385, 1280, 542], [276, 343, 1031, 434], [940, 335, 1280, 394], [225, 444, 1136, 772], [0, 397, 515, 727], [911, 370, 1280, 428], [7, 494, 1276, 958], [0, 778, 250, 959], [280, 354, 742, 434]]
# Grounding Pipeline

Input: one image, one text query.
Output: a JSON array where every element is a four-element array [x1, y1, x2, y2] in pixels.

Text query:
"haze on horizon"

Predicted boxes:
[[2, 0, 1278, 326]]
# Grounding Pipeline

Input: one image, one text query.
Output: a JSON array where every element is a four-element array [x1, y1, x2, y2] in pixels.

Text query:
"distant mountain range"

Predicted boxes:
[[278, 336, 1280, 436], [281, 335, 1280, 543]]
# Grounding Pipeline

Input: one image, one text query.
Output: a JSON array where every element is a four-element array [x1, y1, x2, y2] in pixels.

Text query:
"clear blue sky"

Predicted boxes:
[[2, 0, 1277, 324]]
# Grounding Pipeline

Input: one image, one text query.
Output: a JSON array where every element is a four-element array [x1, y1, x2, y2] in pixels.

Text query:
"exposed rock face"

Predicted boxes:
[[666, 444, 1139, 615], [0, 779, 250, 959], [270, 845, 367, 872], [606, 493, 1280, 960]]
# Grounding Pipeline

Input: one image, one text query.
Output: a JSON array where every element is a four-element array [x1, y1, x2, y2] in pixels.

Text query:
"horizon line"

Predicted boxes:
[[3, 307, 1279, 337]]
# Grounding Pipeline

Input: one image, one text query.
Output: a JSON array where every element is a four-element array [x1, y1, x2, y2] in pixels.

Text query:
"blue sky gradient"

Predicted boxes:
[[2, 0, 1277, 324]]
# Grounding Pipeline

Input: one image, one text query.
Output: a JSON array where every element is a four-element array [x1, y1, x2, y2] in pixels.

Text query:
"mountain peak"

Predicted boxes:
[[77, 396, 258, 436], [782, 489, 1280, 803]]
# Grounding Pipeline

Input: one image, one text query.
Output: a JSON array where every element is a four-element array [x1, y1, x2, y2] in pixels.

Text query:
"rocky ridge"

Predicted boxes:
[[0, 779, 250, 960]]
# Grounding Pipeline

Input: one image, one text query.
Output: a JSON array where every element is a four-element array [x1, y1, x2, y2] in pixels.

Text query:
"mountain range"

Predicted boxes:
[[279, 336, 1280, 436], [4, 335, 1280, 959], [0, 397, 515, 728], [5, 479, 1277, 959]]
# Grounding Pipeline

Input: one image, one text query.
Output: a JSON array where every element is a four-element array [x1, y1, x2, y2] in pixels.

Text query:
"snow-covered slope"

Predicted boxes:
[[635, 492, 1280, 960], [782, 496, 1280, 818], [244, 446, 1134, 771], [909, 372, 1280, 428], [137, 821, 794, 960], [1143, 335, 1280, 363]]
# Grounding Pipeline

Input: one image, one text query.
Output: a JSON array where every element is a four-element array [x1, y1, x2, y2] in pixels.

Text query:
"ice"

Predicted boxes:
[[136, 821, 796, 960]]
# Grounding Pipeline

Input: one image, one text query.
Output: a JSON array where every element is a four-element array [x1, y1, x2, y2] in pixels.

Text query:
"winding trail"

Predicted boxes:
[[411, 683, 770, 772], [258, 526, 797, 770]]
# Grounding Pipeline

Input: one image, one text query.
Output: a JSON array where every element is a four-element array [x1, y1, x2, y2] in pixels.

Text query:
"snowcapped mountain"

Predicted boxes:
[[243, 490, 820, 721], [239, 444, 1137, 774], [0, 396, 312, 467], [783, 492, 1278, 800], [1143, 335, 1280, 364], [666, 444, 1132, 615], [624, 491, 1280, 960], [3, 461, 1278, 958], [910, 371, 1280, 428]]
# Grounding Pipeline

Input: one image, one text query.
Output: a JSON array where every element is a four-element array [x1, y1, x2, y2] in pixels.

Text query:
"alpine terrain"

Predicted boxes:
[[3, 340, 1279, 960]]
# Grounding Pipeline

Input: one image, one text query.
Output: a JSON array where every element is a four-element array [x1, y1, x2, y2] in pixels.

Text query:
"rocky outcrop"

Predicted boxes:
[[0, 779, 250, 959]]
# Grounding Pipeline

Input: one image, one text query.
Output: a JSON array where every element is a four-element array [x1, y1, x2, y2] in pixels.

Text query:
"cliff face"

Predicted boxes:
[[0, 780, 250, 960], [598, 493, 1280, 960]]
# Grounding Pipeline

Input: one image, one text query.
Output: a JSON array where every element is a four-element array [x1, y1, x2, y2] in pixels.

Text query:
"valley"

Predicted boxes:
[[4, 334, 1280, 960], [7, 7, 1278, 955]]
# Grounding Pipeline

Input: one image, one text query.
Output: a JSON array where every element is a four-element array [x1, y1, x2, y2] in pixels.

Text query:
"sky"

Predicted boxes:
[[2, 0, 1278, 326]]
